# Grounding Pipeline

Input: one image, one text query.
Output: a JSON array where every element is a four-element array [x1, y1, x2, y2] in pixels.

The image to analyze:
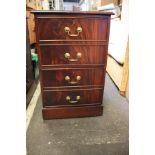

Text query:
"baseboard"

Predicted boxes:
[[119, 90, 126, 96], [42, 105, 103, 119]]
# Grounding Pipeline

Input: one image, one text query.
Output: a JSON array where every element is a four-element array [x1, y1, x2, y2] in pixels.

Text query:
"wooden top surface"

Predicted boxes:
[[31, 10, 114, 15]]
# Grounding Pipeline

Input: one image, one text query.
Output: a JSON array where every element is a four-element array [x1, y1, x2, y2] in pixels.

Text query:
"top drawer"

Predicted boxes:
[[37, 16, 109, 41]]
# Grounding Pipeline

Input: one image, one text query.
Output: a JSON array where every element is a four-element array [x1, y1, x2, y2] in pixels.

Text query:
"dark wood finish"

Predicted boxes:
[[43, 88, 103, 107], [40, 45, 107, 66], [63, 0, 80, 3], [37, 17, 108, 41], [33, 11, 112, 119], [42, 105, 103, 119], [32, 10, 114, 15], [42, 68, 105, 87], [39, 40, 107, 45]]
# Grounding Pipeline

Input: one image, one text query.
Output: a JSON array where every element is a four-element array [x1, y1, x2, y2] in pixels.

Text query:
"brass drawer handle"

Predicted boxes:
[[65, 75, 81, 84], [64, 52, 82, 62], [64, 26, 82, 37], [66, 96, 80, 103]]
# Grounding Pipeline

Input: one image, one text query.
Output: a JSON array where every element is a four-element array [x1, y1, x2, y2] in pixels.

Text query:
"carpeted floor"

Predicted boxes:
[[27, 74, 129, 155]]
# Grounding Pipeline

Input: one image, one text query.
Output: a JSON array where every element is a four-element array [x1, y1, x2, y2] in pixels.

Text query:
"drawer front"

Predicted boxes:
[[37, 17, 108, 40], [42, 68, 105, 87], [40, 45, 106, 66], [43, 89, 103, 106]]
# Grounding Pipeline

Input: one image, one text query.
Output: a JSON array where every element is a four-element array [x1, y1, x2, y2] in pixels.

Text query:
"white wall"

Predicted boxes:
[[121, 0, 129, 31], [63, 2, 78, 11], [54, 0, 63, 10]]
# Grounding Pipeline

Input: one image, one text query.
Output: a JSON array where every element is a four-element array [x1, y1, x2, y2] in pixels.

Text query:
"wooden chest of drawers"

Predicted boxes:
[[33, 11, 112, 119]]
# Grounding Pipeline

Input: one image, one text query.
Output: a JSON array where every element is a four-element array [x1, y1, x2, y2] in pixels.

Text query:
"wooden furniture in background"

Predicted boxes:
[[26, 19, 34, 93], [26, 0, 43, 45], [26, 6, 36, 45], [106, 38, 129, 96], [106, 0, 128, 96], [101, 0, 120, 6], [33, 11, 112, 119], [26, 0, 42, 10], [26, 19, 36, 108], [26, 0, 42, 108]]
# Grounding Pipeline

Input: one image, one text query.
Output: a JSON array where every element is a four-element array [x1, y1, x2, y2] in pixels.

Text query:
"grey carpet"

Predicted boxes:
[[27, 74, 129, 155]]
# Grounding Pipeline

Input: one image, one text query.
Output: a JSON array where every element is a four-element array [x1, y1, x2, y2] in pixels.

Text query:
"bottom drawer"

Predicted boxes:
[[43, 89, 103, 107]]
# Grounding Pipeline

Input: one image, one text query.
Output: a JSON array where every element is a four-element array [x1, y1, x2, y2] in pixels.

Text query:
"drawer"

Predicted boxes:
[[42, 68, 105, 87], [40, 45, 106, 66], [37, 17, 108, 40], [43, 89, 103, 107]]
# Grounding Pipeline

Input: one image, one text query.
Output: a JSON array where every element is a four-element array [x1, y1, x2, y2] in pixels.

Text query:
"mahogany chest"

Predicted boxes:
[[33, 11, 112, 119]]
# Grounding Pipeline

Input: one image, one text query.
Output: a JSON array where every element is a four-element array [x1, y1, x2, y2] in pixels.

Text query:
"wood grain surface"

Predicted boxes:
[[39, 45, 107, 66], [33, 11, 112, 119], [37, 17, 108, 40], [41, 68, 105, 87]]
